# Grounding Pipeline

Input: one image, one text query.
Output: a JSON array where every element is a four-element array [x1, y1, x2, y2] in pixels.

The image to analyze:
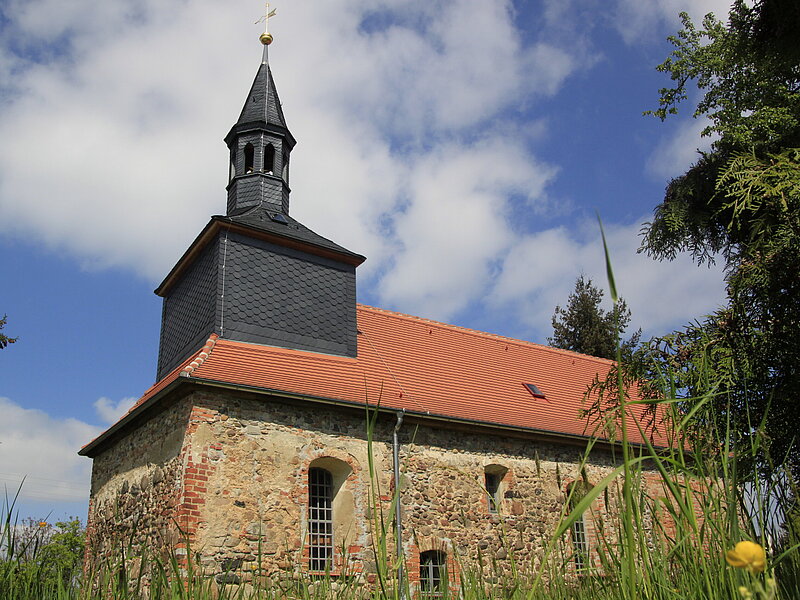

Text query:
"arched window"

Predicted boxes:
[[307, 457, 353, 572], [244, 143, 254, 174], [484, 464, 508, 514], [281, 152, 289, 182], [420, 550, 446, 598], [566, 481, 590, 570], [229, 148, 236, 183], [263, 144, 275, 174], [571, 514, 589, 570], [308, 467, 333, 571]]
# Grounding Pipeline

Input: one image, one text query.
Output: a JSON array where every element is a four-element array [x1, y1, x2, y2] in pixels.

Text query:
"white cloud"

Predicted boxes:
[[521, 43, 578, 98], [376, 137, 558, 320], [0, 0, 576, 285], [647, 117, 716, 179], [489, 218, 726, 340], [613, 0, 734, 44], [0, 398, 99, 503], [93, 396, 137, 425], [0, 0, 246, 279], [0, 0, 727, 351]]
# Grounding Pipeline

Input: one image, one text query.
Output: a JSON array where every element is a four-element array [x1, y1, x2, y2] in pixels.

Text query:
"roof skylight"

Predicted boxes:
[[523, 383, 547, 400]]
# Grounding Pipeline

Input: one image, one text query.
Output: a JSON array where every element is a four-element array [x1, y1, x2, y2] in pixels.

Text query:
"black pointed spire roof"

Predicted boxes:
[[224, 43, 295, 148], [224, 43, 296, 215], [236, 60, 289, 130]]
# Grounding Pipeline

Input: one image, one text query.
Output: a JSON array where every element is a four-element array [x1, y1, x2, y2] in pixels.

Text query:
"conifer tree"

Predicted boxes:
[[548, 276, 640, 360]]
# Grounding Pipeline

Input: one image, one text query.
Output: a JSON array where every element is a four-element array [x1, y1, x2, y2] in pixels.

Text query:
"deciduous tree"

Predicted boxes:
[[0, 314, 16, 350], [639, 0, 800, 477]]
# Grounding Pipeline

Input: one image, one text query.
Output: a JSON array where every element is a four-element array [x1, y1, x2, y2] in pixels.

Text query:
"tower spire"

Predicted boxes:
[[224, 3, 295, 216]]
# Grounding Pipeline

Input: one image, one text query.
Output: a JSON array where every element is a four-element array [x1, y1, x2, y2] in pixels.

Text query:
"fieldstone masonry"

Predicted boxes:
[[85, 389, 679, 592], [85, 399, 191, 574]]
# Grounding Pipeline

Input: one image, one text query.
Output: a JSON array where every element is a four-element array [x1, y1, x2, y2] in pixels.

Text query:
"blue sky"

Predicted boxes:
[[0, 0, 733, 521]]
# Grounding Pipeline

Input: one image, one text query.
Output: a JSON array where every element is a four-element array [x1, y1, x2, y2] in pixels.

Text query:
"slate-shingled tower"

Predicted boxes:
[[154, 40, 365, 380]]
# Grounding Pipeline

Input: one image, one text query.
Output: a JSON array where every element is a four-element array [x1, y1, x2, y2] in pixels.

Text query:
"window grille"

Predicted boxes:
[[420, 550, 446, 598], [485, 472, 501, 514], [308, 467, 333, 571], [571, 514, 589, 570]]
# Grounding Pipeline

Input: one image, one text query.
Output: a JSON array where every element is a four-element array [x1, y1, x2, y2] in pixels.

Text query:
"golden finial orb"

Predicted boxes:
[[260, 32, 273, 45]]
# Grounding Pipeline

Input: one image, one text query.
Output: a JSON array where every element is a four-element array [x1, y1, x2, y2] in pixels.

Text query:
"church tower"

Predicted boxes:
[[153, 30, 365, 380], [224, 39, 294, 215]]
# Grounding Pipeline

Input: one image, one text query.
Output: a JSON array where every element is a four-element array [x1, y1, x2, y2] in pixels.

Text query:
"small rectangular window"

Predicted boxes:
[[244, 143, 255, 174], [485, 472, 501, 514], [523, 383, 547, 399], [264, 143, 275, 174], [420, 550, 446, 598]]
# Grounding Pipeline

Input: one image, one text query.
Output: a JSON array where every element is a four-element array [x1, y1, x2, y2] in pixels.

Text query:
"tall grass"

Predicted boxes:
[[3, 389, 796, 600]]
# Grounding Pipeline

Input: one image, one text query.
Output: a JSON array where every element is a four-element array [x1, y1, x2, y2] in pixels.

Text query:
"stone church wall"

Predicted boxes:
[[171, 390, 672, 588], [178, 390, 394, 582], [85, 398, 193, 571], [85, 388, 676, 591], [398, 427, 619, 582]]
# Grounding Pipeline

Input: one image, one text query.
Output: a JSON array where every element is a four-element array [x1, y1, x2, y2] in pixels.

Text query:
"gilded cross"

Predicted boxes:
[[255, 2, 277, 34]]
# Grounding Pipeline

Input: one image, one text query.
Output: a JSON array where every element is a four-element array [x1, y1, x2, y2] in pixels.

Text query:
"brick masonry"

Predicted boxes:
[[85, 387, 681, 592]]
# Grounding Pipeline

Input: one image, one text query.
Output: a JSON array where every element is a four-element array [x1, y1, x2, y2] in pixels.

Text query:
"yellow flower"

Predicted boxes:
[[738, 586, 752, 599], [726, 541, 766, 574], [38, 521, 47, 528]]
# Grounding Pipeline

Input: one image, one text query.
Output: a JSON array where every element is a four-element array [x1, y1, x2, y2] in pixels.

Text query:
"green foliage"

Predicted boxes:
[[645, 2, 800, 153], [549, 275, 640, 360], [38, 519, 85, 587], [0, 314, 18, 350], [640, 0, 800, 478], [1, 515, 85, 598]]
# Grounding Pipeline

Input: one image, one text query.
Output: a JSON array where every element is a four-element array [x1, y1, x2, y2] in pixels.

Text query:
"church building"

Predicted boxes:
[[80, 26, 671, 594]]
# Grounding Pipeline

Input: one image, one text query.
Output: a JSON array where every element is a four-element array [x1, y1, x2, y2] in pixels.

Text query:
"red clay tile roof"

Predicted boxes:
[[88, 304, 666, 452]]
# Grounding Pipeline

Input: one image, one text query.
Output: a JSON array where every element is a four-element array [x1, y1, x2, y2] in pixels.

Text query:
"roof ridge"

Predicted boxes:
[[356, 304, 615, 365], [181, 333, 220, 376]]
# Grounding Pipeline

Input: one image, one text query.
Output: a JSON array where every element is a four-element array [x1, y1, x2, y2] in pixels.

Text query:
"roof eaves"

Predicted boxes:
[[154, 219, 219, 296], [78, 377, 188, 457], [155, 216, 366, 297], [79, 333, 220, 457], [216, 217, 366, 265], [224, 121, 296, 149]]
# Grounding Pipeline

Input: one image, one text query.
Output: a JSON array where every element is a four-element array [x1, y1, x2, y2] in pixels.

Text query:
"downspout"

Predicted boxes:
[[393, 409, 406, 598]]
